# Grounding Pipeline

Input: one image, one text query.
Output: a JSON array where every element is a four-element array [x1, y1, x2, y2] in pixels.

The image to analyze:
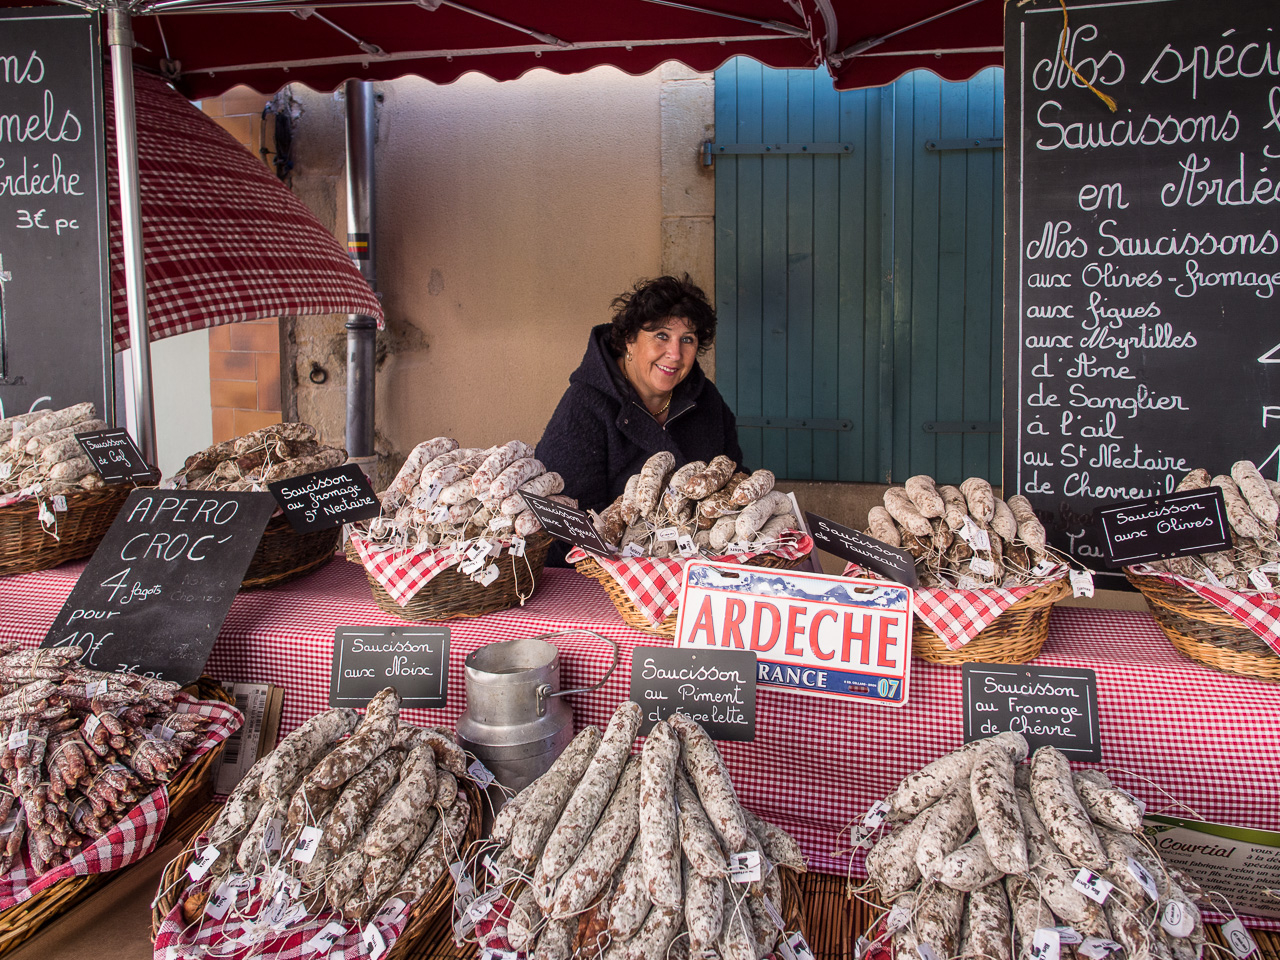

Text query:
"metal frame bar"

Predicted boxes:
[[832, 0, 986, 62]]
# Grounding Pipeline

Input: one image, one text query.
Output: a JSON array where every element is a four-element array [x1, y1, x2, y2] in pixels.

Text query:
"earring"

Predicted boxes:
[[625, 352, 633, 361]]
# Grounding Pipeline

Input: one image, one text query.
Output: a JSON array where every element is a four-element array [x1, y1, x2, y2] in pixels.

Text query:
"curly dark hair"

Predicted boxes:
[[607, 275, 716, 357]]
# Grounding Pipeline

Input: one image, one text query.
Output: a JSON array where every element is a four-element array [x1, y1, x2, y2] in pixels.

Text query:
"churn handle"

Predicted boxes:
[[533, 630, 621, 710]]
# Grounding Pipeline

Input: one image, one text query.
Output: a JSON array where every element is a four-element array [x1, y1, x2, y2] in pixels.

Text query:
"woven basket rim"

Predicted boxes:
[[908, 577, 1072, 665], [0, 484, 133, 578]]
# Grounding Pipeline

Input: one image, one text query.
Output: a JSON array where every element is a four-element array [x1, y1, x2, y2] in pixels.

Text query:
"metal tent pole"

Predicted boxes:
[[344, 79, 378, 465], [107, 5, 157, 462]]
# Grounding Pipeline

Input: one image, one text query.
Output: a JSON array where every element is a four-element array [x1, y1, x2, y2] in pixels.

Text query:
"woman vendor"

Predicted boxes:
[[536, 275, 744, 520]]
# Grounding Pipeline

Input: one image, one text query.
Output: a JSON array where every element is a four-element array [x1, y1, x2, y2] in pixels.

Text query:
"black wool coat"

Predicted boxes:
[[536, 324, 745, 516]]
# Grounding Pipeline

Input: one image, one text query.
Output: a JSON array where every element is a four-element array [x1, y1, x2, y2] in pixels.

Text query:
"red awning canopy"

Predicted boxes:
[[105, 70, 383, 351], [106, 0, 1003, 99]]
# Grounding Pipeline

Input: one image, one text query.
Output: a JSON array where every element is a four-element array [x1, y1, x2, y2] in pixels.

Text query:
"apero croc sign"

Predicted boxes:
[[674, 561, 913, 707]]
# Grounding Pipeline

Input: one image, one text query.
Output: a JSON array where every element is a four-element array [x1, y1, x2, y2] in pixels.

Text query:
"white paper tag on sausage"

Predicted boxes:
[[306, 921, 348, 955], [969, 557, 996, 577], [1116, 786, 1147, 816], [0, 464, 10, 481], [886, 901, 912, 933], [449, 862, 474, 900], [1031, 928, 1061, 960], [466, 886, 503, 922], [1079, 939, 1123, 960], [186, 844, 221, 881], [38, 501, 54, 527], [677, 533, 698, 556], [1072, 869, 1113, 904], [961, 517, 989, 550], [763, 896, 786, 930], [422, 479, 444, 504], [1032, 558, 1057, 577], [729, 850, 761, 883], [361, 922, 387, 960], [85, 679, 108, 698], [917, 945, 939, 960], [1223, 920, 1258, 959], [204, 878, 239, 921], [1161, 900, 1195, 938], [1126, 857, 1159, 901], [6, 729, 27, 750], [262, 817, 284, 853], [1070, 569, 1095, 598], [459, 555, 486, 576], [862, 799, 890, 830], [725, 542, 747, 555], [467, 759, 496, 788], [787, 933, 816, 960], [508, 535, 526, 557], [474, 563, 500, 587], [622, 543, 644, 557], [658, 526, 679, 542], [1201, 567, 1225, 588], [489, 515, 513, 532], [1248, 569, 1272, 592], [291, 825, 324, 864], [428, 505, 450, 523], [481, 950, 519, 960], [1053, 927, 1083, 946], [52, 495, 67, 513]]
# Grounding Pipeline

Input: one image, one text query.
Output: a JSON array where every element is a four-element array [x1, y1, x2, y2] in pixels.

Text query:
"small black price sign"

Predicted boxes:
[[268, 464, 381, 532], [331, 625, 449, 708], [805, 511, 918, 587], [631, 645, 756, 741], [40, 490, 276, 683], [75, 428, 157, 484], [521, 491, 612, 555], [962, 663, 1101, 762], [1095, 488, 1231, 568]]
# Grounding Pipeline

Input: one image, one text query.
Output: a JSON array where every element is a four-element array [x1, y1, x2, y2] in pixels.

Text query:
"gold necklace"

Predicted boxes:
[[657, 394, 672, 416]]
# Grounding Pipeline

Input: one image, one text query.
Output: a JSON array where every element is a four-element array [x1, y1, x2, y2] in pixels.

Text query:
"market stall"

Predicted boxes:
[[2, 560, 1277, 887]]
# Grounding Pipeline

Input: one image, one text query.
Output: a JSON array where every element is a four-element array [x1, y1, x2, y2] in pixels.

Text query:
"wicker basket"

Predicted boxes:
[[151, 779, 483, 956], [241, 512, 340, 590], [911, 577, 1073, 665], [576, 550, 811, 638], [1125, 569, 1280, 682], [344, 533, 554, 621], [0, 677, 233, 958], [0, 485, 132, 577]]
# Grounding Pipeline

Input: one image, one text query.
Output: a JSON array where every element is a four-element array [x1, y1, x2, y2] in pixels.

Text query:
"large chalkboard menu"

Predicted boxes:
[[1004, 0, 1280, 579], [0, 9, 112, 421]]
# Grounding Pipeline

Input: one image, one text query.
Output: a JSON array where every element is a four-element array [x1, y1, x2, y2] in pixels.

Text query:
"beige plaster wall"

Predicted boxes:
[[286, 67, 679, 479]]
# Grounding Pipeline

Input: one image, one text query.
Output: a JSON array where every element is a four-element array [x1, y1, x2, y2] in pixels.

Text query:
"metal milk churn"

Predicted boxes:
[[456, 629, 618, 796]]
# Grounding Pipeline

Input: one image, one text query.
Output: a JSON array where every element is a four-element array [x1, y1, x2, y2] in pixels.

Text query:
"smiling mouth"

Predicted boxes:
[[656, 364, 678, 376]]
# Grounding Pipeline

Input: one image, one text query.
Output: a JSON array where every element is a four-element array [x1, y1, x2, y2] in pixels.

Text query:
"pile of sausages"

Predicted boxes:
[[865, 476, 1057, 588], [481, 701, 807, 960], [1144, 462, 1280, 591], [189, 688, 471, 928], [863, 735, 1206, 960], [0, 644, 205, 876], [0, 403, 111, 496], [592, 453, 797, 558], [366, 437, 575, 552], [166, 423, 347, 492]]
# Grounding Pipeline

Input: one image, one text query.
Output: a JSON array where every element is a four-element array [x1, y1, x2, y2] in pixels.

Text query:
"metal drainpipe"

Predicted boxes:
[[107, 6, 157, 463], [344, 80, 378, 471]]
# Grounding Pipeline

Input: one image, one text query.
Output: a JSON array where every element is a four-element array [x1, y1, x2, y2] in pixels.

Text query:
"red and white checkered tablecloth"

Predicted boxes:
[[1129, 565, 1280, 656], [841, 562, 1068, 650], [566, 534, 815, 627], [0, 694, 241, 911], [4, 558, 1280, 928]]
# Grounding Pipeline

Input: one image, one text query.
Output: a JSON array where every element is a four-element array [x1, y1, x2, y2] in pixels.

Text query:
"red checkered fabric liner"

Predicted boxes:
[[566, 534, 815, 627], [1129, 565, 1280, 656], [348, 534, 462, 606], [841, 562, 1068, 650], [154, 874, 413, 960], [0, 694, 241, 911], [105, 71, 383, 353], [5, 562, 1280, 930]]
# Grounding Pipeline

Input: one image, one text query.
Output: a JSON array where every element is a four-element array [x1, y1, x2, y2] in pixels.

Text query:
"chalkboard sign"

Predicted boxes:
[[1096, 487, 1231, 567], [0, 9, 112, 422], [631, 646, 756, 741], [1004, 0, 1280, 583], [962, 663, 1100, 761], [40, 490, 276, 683], [330, 626, 449, 708], [522, 492, 612, 555], [805, 511, 918, 587], [269, 464, 380, 532], [76, 428, 157, 484]]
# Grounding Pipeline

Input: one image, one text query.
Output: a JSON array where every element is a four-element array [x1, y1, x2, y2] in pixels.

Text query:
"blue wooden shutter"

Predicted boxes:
[[714, 62, 1003, 484]]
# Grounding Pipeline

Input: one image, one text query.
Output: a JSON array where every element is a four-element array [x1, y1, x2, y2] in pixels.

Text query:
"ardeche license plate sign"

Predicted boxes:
[[674, 561, 912, 706]]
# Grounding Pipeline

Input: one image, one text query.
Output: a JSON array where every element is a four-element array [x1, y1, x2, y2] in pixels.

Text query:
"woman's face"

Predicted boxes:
[[627, 316, 698, 397]]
